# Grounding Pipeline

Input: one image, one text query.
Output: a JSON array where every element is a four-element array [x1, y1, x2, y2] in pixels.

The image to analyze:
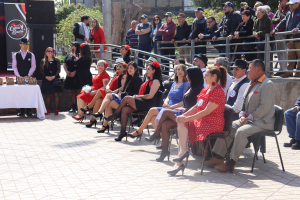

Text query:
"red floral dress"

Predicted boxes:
[[77, 71, 110, 103], [185, 84, 226, 145]]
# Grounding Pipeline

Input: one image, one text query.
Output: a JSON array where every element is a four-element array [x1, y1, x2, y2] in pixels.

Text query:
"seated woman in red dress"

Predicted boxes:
[[72, 60, 110, 122], [167, 66, 227, 176], [90, 18, 107, 61], [80, 61, 127, 127]]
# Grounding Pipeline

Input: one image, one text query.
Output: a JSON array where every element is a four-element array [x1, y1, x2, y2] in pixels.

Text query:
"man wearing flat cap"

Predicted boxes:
[[213, 2, 242, 54], [12, 38, 36, 116], [158, 12, 177, 75], [188, 7, 207, 55], [226, 59, 249, 120], [192, 53, 208, 87], [135, 14, 152, 74]]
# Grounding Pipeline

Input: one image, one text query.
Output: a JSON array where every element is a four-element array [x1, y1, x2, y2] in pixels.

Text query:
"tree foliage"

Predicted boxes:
[[57, 7, 103, 52], [55, 3, 86, 24], [191, 0, 278, 13], [55, 0, 69, 9]]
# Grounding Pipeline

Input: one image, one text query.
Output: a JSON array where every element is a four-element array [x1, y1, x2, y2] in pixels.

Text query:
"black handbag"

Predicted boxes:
[[53, 78, 64, 86]]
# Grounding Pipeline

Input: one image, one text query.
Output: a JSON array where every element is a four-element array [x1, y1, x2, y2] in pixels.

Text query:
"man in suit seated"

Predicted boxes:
[[204, 59, 275, 172], [283, 95, 300, 149]]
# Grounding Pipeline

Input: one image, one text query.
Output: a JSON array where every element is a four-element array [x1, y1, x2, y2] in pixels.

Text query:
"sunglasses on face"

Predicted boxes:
[[141, 18, 145, 20], [154, 19, 159, 21], [164, 16, 169, 18], [47, 51, 54, 53]]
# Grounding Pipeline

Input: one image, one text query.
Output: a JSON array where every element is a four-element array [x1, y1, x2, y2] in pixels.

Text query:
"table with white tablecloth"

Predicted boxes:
[[0, 85, 46, 119]]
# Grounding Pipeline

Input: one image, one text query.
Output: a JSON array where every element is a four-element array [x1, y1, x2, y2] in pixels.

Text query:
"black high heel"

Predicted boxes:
[[156, 146, 163, 150], [128, 131, 143, 141], [104, 114, 115, 122], [156, 150, 170, 162], [91, 112, 103, 121], [80, 105, 92, 114], [97, 125, 110, 133], [115, 132, 127, 141], [167, 164, 185, 176], [86, 120, 97, 128], [173, 151, 189, 163], [145, 134, 161, 143]]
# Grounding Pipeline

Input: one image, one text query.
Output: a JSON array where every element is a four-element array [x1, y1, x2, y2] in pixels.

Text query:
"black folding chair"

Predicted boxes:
[[250, 105, 285, 172], [200, 104, 234, 175]]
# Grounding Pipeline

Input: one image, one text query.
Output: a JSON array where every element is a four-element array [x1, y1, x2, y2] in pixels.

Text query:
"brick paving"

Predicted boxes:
[[0, 113, 299, 200]]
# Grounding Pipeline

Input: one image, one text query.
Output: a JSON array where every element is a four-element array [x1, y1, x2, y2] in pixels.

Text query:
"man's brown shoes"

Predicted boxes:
[[203, 157, 224, 167], [215, 162, 235, 172]]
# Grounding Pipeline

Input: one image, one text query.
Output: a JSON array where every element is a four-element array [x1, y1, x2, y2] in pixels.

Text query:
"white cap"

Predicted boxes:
[[264, 5, 271, 10], [146, 57, 157, 63], [114, 58, 124, 65], [287, 0, 300, 5]]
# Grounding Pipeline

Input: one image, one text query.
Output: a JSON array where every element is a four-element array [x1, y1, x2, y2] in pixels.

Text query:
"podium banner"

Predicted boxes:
[[4, 3, 28, 69]]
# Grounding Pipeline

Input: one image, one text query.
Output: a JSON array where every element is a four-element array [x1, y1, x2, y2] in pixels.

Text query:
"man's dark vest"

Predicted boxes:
[[226, 76, 249, 106], [16, 51, 32, 77]]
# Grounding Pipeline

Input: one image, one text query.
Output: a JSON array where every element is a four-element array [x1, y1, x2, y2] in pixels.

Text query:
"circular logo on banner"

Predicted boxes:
[[229, 90, 236, 98], [198, 99, 203, 106], [6, 19, 27, 40]]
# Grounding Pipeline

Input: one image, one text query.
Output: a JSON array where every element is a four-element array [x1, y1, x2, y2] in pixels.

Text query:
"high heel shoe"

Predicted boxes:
[[145, 134, 161, 143], [45, 109, 50, 115], [54, 109, 59, 116], [115, 132, 127, 141], [156, 146, 163, 150], [80, 105, 92, 114], [91, 112, 103, 121], [104, 114, 116, 122], [173, 151, 189, 163], [167, 164, 185, 176], [86, 120, 97, 128], [72, 115, 84, 122], [97, 125, 109, 133], [128, 130, 142, 141], [156, 150, 170, 162]]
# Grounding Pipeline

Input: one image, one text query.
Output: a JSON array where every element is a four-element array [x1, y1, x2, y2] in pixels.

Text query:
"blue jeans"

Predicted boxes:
[[138, 43, 152, 74], [284, 108, 300, 141]]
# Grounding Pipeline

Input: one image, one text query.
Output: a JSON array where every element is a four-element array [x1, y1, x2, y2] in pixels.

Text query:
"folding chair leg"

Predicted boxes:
[[147, 125, 150, 136], [275, 135, 285, 171], [169, 134, 173, 152], [251, 135, 261, 173], [262, 153, 266, 163], [201, 139, 209, 175]]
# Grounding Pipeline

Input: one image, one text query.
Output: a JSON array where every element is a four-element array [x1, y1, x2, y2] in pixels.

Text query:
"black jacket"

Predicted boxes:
[[272, 5, 291, 25], [240, 7, 255, 17], [174, 21, 191, 46], [120, 73, 143, 98], [189, 16, 207, 39], [236, 19, 255, 42], [202, 23, 218, 40], [253, 13, 272, 40], [215, 11, 242, 37]]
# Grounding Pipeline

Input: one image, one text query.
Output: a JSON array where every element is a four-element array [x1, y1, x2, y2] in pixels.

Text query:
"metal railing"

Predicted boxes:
[[155, 31, 300, 77]]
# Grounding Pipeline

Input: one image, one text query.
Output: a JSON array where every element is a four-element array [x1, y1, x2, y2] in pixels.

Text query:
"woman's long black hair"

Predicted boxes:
[[80, 43, 92, 64], [186, 67, 203, 89], [71, 41, 80, 54], [149, 62, 162, 81], [123, 61, 139, 91]]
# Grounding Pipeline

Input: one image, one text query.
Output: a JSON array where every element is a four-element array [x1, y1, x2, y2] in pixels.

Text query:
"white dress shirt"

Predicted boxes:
[[226, 75, 248, 113], [83, 23, 90, 40], [201, 68, 209, 88]]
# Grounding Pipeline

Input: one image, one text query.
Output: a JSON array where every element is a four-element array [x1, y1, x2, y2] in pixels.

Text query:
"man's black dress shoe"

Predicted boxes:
[[292, 141, 300, 150], [283, 138, 296, 147]]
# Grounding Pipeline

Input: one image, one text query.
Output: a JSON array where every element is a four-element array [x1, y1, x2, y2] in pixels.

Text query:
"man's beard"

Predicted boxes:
[[225, 11, 230, 15], [86, 23, 90, 26]]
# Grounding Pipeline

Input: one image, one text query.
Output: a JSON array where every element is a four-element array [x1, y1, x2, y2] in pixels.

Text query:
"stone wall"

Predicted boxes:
[[271, 78, 300, 112]]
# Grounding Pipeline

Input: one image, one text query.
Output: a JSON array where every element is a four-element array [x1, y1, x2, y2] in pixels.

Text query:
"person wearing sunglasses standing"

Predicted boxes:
[[12, 38, 36, 117], [40, 47, 62, 115]]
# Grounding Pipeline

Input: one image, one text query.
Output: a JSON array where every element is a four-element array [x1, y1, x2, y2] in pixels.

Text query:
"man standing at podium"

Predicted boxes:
[[12, 38, 36, 116]]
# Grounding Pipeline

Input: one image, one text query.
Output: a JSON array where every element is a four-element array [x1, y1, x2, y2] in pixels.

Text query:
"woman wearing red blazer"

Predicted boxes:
[[90, 18, 107, 61]]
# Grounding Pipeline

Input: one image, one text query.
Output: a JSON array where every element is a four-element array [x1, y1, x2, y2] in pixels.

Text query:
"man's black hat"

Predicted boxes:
[[19, 38, 28, 44], [232, 59, 248, 69], [195, 54, 208, 66], [194, 7, 204, 12], [222, 1, 234, 8]]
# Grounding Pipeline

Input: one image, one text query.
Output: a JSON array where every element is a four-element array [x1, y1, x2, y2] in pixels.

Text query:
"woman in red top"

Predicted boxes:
[[90, 18, 107, 61], [72, 60, 110, 122], [167, 66, 227, 176]]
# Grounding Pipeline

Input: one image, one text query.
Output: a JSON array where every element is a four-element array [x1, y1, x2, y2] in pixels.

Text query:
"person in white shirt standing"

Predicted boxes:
[[214, 57, 233, 95], [73, 15, 91, 44], [226, 59, 249, 120]]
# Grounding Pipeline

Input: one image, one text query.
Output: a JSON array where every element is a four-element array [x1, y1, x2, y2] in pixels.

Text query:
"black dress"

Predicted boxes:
[[41, 58, 63, 94], [135, 79, 162, 112], [63, 53, 81, 90], [123, 54, 131, 64], [71, 57, 93, 88]]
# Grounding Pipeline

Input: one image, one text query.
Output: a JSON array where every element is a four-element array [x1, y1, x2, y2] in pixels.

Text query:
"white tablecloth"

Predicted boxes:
[[0, 85, 46, 119]]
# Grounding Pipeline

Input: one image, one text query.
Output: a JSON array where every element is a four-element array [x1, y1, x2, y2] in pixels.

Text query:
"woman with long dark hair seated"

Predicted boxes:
[[80, 61, 127, 127], [145, 67, 204, 161], [128, 64, 189, 139], [105, 61, 163, 141], [92, 62, 143, 133], [166, 66, 227, 176], [72, 59, 110, 122]]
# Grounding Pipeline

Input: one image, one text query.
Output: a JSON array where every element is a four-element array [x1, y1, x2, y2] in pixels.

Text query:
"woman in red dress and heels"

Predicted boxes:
[[168, 66, 227, 176], [90, 18, 107, 61], [72, 60, 110, 124]]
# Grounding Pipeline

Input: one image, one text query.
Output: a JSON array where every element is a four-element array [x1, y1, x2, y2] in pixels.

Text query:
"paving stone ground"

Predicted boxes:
[[0, 113, 299, 200]]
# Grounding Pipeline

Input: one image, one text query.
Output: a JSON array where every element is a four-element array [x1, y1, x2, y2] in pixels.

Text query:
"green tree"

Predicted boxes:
[[55, 0, 69, 9], [57, 7, 103, 52], [55, 3, 85, 24]]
